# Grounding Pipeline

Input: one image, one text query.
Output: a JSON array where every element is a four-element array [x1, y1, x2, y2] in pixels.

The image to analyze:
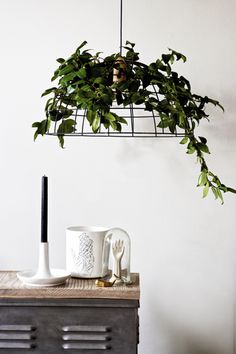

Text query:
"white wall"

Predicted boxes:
[[0, 1, 236, 353]]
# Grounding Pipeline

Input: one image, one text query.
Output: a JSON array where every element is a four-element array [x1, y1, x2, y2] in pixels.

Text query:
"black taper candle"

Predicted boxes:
[[41, 175, 48, 243]]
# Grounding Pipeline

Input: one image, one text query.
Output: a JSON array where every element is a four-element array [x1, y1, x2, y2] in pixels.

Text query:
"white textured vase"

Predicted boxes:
[[66, 226, 109, 278]]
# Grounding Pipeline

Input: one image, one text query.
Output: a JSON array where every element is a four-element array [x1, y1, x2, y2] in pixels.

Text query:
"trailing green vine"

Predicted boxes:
[[33, 41, 236, 202]]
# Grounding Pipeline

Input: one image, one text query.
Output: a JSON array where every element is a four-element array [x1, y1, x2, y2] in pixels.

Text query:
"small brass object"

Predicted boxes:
[[95, 275, 119, 287], [95, 279, 113, 287]]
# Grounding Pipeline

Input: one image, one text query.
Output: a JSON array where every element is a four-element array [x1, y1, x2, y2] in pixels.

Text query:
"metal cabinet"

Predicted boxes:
[[0, 272, 140, 354]]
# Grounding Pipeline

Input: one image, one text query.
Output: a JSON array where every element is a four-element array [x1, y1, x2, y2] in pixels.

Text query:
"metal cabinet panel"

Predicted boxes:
[[0, 299, 139, 354]]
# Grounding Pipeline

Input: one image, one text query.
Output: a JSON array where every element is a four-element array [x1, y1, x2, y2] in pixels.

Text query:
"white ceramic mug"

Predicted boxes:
[[66, 226, 110, 278]]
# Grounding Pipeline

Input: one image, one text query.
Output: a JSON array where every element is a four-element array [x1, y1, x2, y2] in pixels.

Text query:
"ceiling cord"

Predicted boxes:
[[119, 0, 123, 55]]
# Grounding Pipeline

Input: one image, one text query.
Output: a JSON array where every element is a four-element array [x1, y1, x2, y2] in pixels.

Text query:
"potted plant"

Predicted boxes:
[[32, 41, 236, 202]]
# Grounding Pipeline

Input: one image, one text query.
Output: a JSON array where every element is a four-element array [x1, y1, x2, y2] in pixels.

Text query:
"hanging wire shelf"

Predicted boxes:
[[46, 103, 186, 138], [43, 0, 187, 140]]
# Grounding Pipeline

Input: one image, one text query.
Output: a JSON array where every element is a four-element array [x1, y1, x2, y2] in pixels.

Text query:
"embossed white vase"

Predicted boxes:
[[66, 226, 110, 278]]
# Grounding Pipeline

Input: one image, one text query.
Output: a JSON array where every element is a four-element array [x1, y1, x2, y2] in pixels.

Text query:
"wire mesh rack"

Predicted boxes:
[[46, 104, 186, 138], [43, 0, 188, 140], [46, 97, 186, 138]]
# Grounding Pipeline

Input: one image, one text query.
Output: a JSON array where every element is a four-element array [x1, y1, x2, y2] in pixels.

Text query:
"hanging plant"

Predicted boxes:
[[32, 41, 236, 202]]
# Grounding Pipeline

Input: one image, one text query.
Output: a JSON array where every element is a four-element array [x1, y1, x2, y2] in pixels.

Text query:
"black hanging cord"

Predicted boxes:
[[119, 0, 123, 55]]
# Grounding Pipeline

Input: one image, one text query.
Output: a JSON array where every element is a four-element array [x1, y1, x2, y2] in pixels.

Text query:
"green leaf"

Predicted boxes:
[[154, 59, 168, 72], [131, 93, 144, 105], [178, 111, 187, 127], [187, 147, 196, 154], [94, 77, 104, 84], [77, 67, 87, 79], [60, 72, 77, 85], [45, 98, 54, 111], [105, 112, 116, 122], [187, 141, 196, 154], [162, 54, 171, 64], [110, 121, 117, 130], [116, 91, 123, 105], [115, 122, 122, 132], [32, 119, 51, 140], [125, 40, 135, 48], [117, 116, 127, 124], [211, 186, 218, 199], [49, 109, 63, 121], [198, 143, 210, 154], [180, 136, 189, 145], [199, 136, 207, 144], [204, 96, 224, 111], [216, 188, 224, 204], [32, 122, 40, 128], [168, 49, 187, 62], [101, 94, 112, 105], [116, 81, 129, 91], [157, 114, 173, 129], [145, 101, 153, 111], [157, 120, 170, 129], [87, 110, 96, 124], [169, 121, 176, 134], [126, 49, 139, 61], [59, 64, 74, 76], [203, 182, 209, 198], [198, 171, 208, 186], [61, 108, 73, 118], [76, 41, 88, 54], [41, 87, 57, 97], [56, 58, 65, 64], [34, 130, 38, 141], [92, 114, 101, 133], [58, 135, 64, 148], [129, 80, 140, 92], [67, 85, 75, 94], [57, 119, 76, 134]]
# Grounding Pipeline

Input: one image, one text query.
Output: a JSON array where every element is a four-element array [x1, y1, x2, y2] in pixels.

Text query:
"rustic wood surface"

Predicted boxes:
[[0, 272, 140, 300]]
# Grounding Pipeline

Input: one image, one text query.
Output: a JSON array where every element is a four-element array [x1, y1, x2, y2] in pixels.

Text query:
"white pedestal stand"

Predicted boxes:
[[17, 243, 71, 287]]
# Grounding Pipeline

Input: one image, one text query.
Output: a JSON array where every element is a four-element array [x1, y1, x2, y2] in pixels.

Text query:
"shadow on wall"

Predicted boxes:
[[115, 88, 236, 162], [150, 306, 227, 354], [203, 91, 236, 142], [117, 138, 178, 162]]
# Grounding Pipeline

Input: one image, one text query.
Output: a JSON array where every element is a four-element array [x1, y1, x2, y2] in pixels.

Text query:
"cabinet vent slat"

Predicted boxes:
[[0, 342, 35, 349], [62, 343, 111, 350], [0, 333, 35, 340], [0, 325, 35, 331], [62, 325, 110, 332], [62, 334, 111, 341]]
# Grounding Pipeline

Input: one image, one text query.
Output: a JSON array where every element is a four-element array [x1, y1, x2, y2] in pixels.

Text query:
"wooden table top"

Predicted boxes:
[[0, 271, 140, 300]]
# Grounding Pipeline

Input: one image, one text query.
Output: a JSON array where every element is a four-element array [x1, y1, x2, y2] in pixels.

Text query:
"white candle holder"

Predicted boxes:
[[17, 242, 71, 287]]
